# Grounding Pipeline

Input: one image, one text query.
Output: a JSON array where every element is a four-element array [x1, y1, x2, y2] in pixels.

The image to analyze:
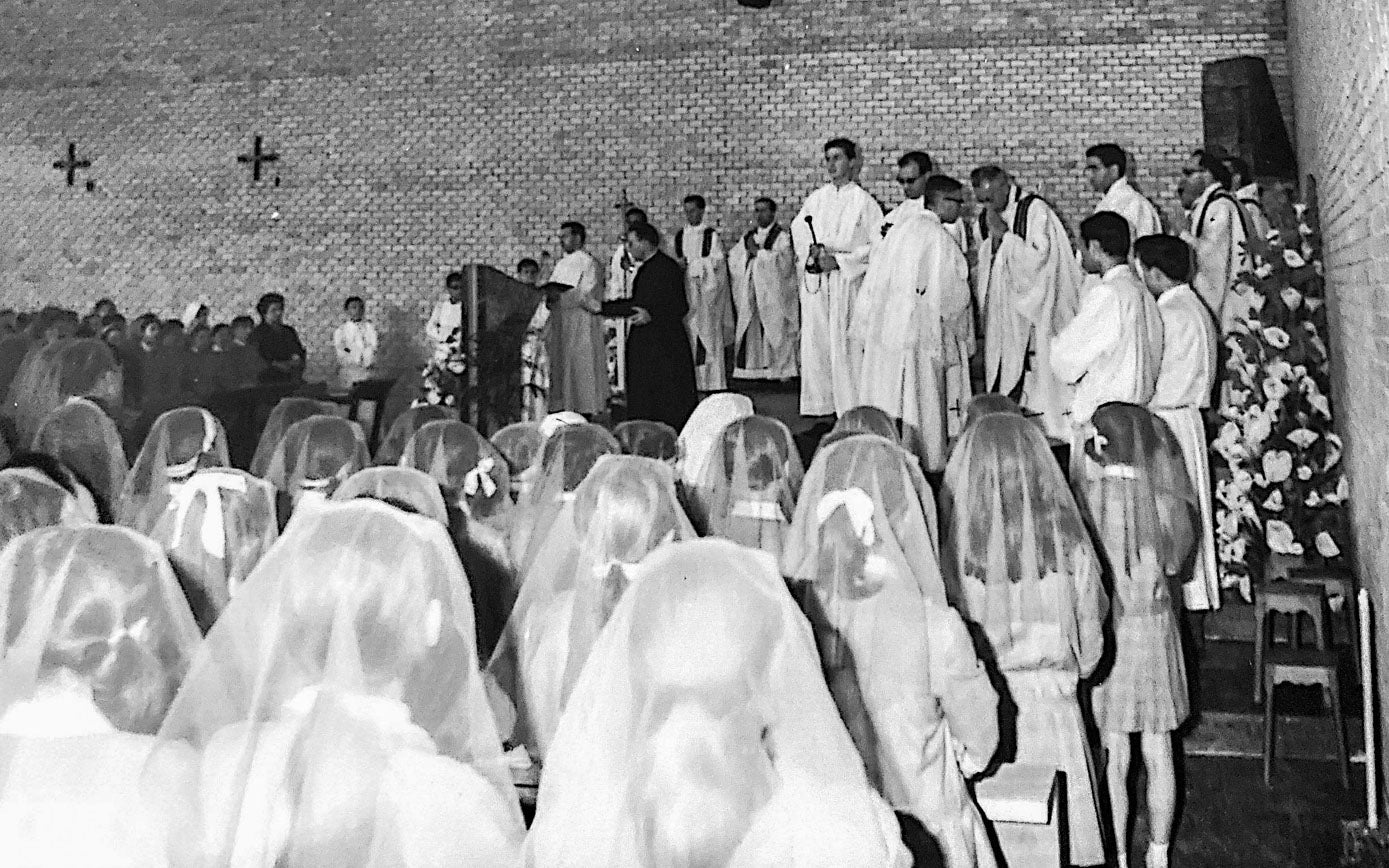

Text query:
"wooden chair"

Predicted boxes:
[[1254, 583, 1329, 703], [1262, 645, 1349, 788], [1288, 564, 1357, 652]]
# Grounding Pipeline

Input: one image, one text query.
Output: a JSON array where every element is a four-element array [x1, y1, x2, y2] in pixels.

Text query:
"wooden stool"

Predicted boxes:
[[1262, 646, 1349, 788], [1254, 583, 1329, 703], [975, 764, 1064, 868], [1289, 565, 1357, 652]]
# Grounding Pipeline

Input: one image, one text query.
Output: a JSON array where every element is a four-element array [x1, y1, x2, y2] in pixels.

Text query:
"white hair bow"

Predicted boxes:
[[1084, 421, 1109, 457], [170, 471, 247, 561], [815, 487, 877, 547], [462, 457, 498, 499]]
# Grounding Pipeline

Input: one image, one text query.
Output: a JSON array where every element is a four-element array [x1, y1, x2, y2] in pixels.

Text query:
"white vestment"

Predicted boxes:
[[1184, 183, 1252, 334], [1150, 283, 1220, 611], [426, 298, 464, 361], [1094, 176, 1163, 240], [606, 244, 636, 396], [941, 218, 978, 438], [844, 201, 970, 471], [679, 223, 733, 391], [332, 320, 378, 390], [976, 187, 1084, 437], [729, 223, 799, 379], [791, 182, 884, 416]]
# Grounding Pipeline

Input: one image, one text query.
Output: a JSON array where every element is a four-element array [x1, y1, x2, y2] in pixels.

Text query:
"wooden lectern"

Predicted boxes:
[[463, 264, 542, 433]]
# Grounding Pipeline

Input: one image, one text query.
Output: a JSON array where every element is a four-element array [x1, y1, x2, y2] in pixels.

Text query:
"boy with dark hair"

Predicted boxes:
[[332, 295, 378, 390]]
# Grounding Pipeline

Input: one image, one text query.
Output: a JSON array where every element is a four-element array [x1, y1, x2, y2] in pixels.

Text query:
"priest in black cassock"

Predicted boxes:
[[605, 222, 698, 430]]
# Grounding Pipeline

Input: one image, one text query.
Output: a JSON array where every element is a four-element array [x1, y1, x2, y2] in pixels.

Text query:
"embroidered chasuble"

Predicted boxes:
[[729, 222, 800, 380], [678, 224, 733, 392]]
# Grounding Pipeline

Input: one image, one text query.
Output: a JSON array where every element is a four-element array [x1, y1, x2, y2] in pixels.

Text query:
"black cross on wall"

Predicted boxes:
[[237, 135, 280, 183], [52, 142, 92, 187]]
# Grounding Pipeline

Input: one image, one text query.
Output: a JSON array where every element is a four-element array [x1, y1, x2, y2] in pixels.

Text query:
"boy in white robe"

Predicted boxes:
[[1051, 212, 1164, 495], [971, 165, 1083, 438], [791, 137, 884, 417], [1136, 234, 1222, 612], [1177, 153, 1252, 334], [729, 197, 799, 380], [677, 194, 733, 392], [1084, 143, 1163, 238], [425, 271, 466, 362], [332, 295, 378, 391]]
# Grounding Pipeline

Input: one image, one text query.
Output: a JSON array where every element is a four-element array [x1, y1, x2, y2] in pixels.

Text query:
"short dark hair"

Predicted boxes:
[[924, 174, 964, 203], [627, 222, 661, 246], [560, 220, 587, 243], [754, 197, 777, 213], [624, 206, 648, 223], [1085, 143, 1127, 176], [255, 292, 284, 317], [212, 322, 232, 336], [445, 270, 465, 286], [969, 165, 1008, 186], [824, 137, 859, 160], [516, 258, 540, 273], [344, 295, 364, 310], [682, 195, 706, 210], [1198, 152, 1233, 189], [1226, 156, 1252, 184], [1080, 211, 1131, 260], [231, 315, 255, 329], [897, 151, 934, 177], [1133, 235, 1194, 283]]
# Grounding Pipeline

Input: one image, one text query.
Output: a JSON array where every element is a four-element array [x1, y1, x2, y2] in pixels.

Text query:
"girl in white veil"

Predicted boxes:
[[7, 338, 124, 449], [940, 412, 1109, 867], [32, 397, 130, 520], [506, 422, 619, 574], [333, 466, 449, 525], [490, 421, 544, 501], [248, 397, 337, 479], [699, 414, 803, 557], [145, 499, 524, 867], [0, 525, 202, 866], [612, 419, 680, 464], [372, 404, 451, 466], [400, 419, 511, 526], [526, 538, 909, 867], [675, 392, 754, 525], [259, 415, 370, 523], [782, 433, 998, 868], [119, 407, 230, 530], [487, 455, 696, 759], [0, 462, 98, 551]]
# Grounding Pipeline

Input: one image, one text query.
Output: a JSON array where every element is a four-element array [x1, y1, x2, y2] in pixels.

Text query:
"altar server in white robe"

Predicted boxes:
[[425, 271, 467, 360], [971, 165, 1083, 438], [828, 156, 970, 472], [730, 197, 799, 380], [677, 194, 733, 392], [1178, 153, 1252, 334], [332, 295, 379, 390], [1084, 144, 1163, 238], [792, 137, 884, 416], [1136, 234, 1221, 612], [1051, 212, 1164, 496]]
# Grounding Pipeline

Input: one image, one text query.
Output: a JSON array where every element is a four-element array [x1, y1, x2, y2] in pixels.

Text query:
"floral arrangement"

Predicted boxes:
[[1212, 193, 1349, 601], [416, 317, 534, 431], [416, 327, 468, 409]]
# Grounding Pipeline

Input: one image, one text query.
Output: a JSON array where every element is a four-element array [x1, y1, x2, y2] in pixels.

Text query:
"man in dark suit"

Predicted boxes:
[[609, 222, 699, 430]]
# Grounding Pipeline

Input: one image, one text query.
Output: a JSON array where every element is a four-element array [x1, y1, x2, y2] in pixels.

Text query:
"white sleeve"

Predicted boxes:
[[1050, 284, 1119, 385]]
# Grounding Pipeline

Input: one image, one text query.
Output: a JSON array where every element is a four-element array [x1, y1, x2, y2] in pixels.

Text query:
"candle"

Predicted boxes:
[[1361, 588, 1377, 830]]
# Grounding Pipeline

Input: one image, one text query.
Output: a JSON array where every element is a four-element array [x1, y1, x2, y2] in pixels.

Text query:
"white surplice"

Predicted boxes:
[[331, 320, 378, 390], [976, 187, 1084, 437], [729, 223, 799, 380], [1150, 283, 1221, 611], [941, 218, 978, 439], [791, 181, 884, 416], [678, 223, 733, 391], [844, 202, 970, 471], [1094, 176, 1163, 240], [426, 298, 464, 361], [1184, 183, 1252, 334]]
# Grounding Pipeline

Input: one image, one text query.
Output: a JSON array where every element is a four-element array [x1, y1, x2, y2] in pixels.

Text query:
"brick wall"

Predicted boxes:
[[1288, 0, 1389, 805], [0, 0, 1288, 379]]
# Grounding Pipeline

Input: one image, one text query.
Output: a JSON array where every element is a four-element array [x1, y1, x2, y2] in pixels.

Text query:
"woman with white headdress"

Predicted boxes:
[[783, 433, 998, 868], [1081, 403, 1196, 868], [675, 392, 754, 524], [700, 415, 803, 557], [333, 466, 450, 525], [32, 396, 130, 520], [119, 406, 230, 530], [506, 422, 619, 575], [0, 525, 202, 866], [145, 499, 524, 867], [258, 415, 370, 525], [488, 455, 695, 759], [248, 397, 337, 479], [940, 412, 1109, 867], [373, 404, 452, 466], [527, 538, 909, 867]]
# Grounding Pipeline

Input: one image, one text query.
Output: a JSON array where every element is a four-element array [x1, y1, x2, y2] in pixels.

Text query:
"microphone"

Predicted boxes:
[[804, 215, 824, 274]]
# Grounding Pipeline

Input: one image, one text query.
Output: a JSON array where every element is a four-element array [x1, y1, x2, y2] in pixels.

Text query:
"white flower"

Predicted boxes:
[[1244, 409, 1273, 447], [1263, 450, 1293, 484], [1306, 297, 1324, 312], [1262, 377, 1290, 403], [1255, 262, 1274, 279], [1308, 392, 1331, 419], [1329, 476, 1350, 503], [1324, 433, 1343, 468], [1294, 203, 1307, 218], [1293, 365, 1308, 379], [1283, 249, 1307, 268], [1296, 465, 1313, 481], [1228, 388, 1251, 407], [1266, 519, 1305, 555], [1218, 509, 1241, 537], [1287, 428, 1320, 448], [1262, 327, 1291, 349], [1315, 531, 1341, 559], [1280, 286, 1303, 310], [1268, 360, 1295, 382], [1232, 468, 1256, 493], [1261, 489, 1285, 512], [1214, 422, 1246, 460], [1306, 490, 1323, 507]]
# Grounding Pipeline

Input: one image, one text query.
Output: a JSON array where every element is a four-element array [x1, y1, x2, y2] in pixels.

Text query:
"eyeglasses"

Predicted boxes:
[[895, 176, 922, 185]]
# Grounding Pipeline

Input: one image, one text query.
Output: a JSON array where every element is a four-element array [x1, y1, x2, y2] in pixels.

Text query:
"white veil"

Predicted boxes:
[[119, 407, 230, 528], [525, 539, 903, 867], [32, 397, 130, 519], [333, 466, 449, 525], [259, 415, 370, 508], [372, 405, 452, 467], [146, 499, 523, 867], [506, 423, 619, 574], [249, 398, 337, 479], [489, 422, 544, 501], [699, 414, 804, 556], [676, 393, 754, 524], [399, 420, 510, 524], [0, 467, 97, 553]]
